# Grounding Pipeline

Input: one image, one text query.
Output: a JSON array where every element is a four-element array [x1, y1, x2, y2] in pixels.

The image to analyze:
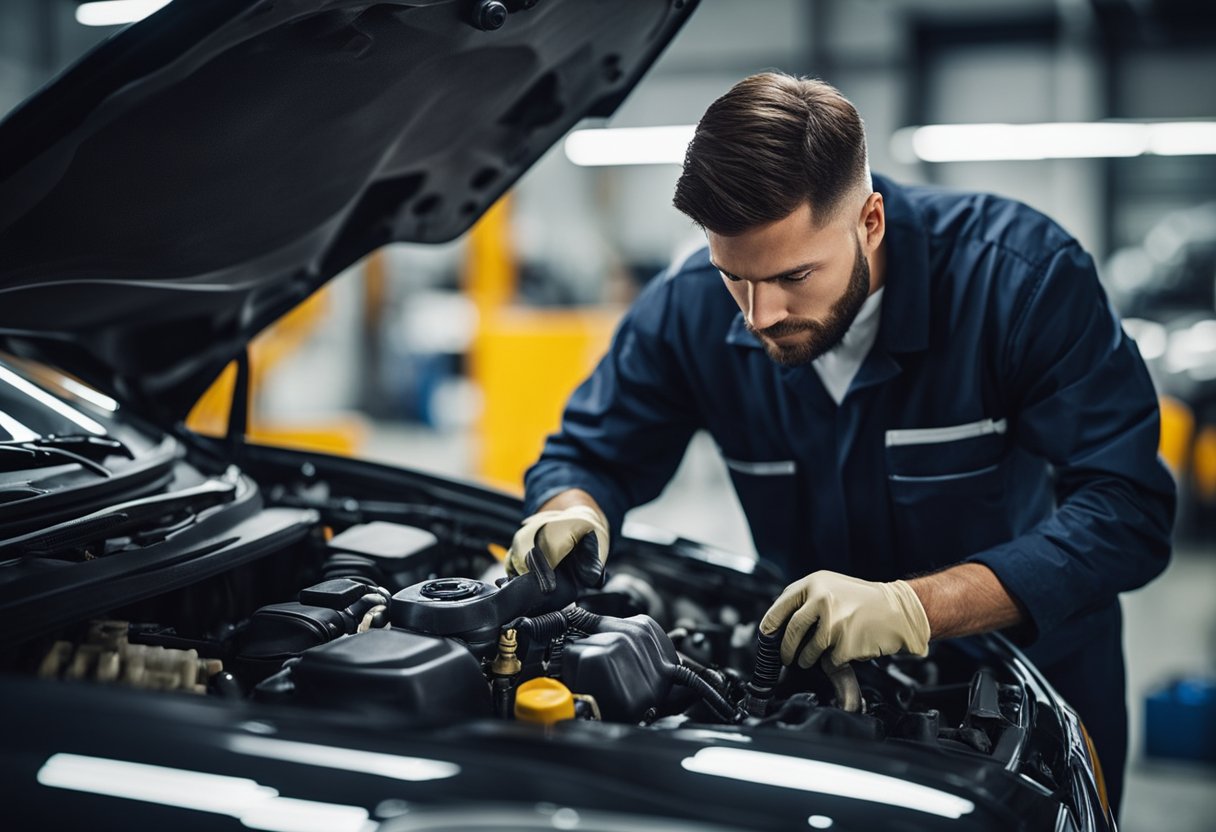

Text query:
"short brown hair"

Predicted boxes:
[[673, 73, 869, 235]]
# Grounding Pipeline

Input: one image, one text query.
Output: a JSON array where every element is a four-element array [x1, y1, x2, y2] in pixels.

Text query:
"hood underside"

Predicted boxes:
[[0, 0, 696, 422]]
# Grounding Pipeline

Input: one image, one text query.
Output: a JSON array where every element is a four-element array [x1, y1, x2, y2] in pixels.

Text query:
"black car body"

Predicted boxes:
[[0, 2, 1112, 829]]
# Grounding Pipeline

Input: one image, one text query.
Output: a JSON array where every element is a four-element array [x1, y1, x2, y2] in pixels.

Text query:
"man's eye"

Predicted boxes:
[[720, 271, 741, 283], [779, 271, 811, 284]]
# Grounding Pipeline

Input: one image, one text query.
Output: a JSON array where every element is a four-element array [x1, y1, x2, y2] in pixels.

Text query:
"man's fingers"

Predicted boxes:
[[797, 614, 833, 669], [759, 591, 797, 635], [826, 643, 878, 669], [504, 537, 527, 577], [780, 605, 820, 666], [507, 507, 609, 582], [506, 519, 538, 577], [535, 523, 578, 568]]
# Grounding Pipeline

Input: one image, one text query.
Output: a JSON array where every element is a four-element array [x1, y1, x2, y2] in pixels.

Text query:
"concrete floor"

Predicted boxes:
[[1121, 551, 1216, 831], [364, 425, 1216, 830]]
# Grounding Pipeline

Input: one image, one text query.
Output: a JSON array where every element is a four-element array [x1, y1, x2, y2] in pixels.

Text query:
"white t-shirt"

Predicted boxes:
[[812, 287, 885, 405]]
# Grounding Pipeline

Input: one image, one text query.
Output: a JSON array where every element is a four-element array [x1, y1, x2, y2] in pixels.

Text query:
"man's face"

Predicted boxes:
[[708, 200, 877, 367]]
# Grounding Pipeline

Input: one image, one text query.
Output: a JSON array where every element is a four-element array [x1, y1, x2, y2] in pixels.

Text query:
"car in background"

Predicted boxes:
[[1109, 204, 1216, 538]]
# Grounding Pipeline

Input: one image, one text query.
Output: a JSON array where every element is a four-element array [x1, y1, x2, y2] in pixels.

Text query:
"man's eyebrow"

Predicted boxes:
[[709, 261, 822, 282]]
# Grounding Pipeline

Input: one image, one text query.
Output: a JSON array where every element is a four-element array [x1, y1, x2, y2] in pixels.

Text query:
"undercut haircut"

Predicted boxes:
[[673, 72, 870, 235]]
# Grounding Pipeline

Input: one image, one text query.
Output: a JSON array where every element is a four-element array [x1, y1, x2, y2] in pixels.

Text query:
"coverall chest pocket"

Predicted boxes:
[[722, 455, 798, 572], [885, 419, 1014, 565]]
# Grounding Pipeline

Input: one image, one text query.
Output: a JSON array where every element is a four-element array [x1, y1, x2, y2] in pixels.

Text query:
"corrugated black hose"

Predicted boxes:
[[670, 664, 741, 723], [743, 628, 783, 717], [506, 609, 570, 642], [506, 609, 573, 678], [562, 605, 603, 633]]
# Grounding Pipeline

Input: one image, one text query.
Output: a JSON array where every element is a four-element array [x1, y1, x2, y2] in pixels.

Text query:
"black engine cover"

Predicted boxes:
[[290, 628, 490, 720], [561, 615, 678, 723]]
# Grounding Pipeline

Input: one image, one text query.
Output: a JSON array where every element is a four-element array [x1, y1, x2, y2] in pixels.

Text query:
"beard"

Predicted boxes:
[[747, 236, 872, 367]]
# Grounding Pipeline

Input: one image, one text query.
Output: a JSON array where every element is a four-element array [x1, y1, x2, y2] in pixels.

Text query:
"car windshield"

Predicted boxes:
[[0, 358, 117, 442]]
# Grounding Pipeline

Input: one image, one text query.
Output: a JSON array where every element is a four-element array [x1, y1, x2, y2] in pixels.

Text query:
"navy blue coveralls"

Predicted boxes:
[[524, 174, 1176, 812]]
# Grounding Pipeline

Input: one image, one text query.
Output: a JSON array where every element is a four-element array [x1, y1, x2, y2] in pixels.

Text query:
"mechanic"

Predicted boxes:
[[507, 72, 1174, 815]]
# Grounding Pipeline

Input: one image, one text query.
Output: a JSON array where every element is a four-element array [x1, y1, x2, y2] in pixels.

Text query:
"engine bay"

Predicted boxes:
[[11, 491, 1061, 794]]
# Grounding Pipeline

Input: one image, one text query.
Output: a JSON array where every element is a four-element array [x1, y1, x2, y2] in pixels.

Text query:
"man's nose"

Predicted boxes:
[[748, 281, 785, 331]]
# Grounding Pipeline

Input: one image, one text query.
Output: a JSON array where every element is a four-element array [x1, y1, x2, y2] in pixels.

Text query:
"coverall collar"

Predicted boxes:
[[724, 173, 931, 355], [873, 173, 931, 355]]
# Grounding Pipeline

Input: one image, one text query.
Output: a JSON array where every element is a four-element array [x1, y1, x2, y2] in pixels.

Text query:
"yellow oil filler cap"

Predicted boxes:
[[514, 677, 576, 725]]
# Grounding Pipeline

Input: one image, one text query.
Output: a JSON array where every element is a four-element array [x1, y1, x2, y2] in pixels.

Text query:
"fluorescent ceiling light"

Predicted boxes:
[[681, 747, 976, 819], [1164, 319, 1216, 376], [76, 0, 172, 27], [565, 125, 695, 167], [1121, 318, 1167, 362], [892, 121, 1216, 163], [568, 119, 1216, 166]]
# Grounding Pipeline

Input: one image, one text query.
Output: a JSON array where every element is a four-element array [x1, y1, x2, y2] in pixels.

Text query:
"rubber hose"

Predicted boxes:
[[321, 554, 384, 588], [677, 652, 729, 695], [348, 592, 389, 626], [507, 609, 570, 642], [357, 604, 387, 633], [670, 664, 740, 723], [743, 629, 783, 717], [563, 605, 604, 633]]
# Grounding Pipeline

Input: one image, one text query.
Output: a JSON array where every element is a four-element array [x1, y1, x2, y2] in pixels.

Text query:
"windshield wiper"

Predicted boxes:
[[0, 435, 134, 478], [0, 477, 239, 558]]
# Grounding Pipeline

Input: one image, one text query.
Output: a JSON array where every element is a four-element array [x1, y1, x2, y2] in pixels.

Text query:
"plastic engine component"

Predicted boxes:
[[239, 579, 387, 666], [289, 628, 490, 719], [300, 578, 375, 609], [391, 568, 577, 651], [327, 522, 439, 587], [238, 603, 348, 662], [38, 620, 222, 694], [514, 677, 576, 725], [560, 614, 679, 722]]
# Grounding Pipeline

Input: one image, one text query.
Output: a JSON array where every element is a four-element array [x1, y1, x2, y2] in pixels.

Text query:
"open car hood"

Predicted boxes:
[[0, 0, 696, 423]]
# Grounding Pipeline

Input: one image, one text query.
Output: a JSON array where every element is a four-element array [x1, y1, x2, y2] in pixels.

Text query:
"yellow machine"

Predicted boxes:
[[464, 197, 621, 493]]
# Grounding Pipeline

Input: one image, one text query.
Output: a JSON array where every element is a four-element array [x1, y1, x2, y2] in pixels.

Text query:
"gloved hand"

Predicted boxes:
[[506, 504, 610, 587], [760, 570, 930, 671]]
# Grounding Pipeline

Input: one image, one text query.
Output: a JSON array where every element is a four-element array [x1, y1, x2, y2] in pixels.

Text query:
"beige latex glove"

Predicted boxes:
[[760, 570, 930, 671], [506, 505, 610, 584]]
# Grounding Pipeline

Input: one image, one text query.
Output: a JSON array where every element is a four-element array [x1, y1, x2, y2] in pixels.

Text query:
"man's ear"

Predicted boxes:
[[859, 192, 885, 250]]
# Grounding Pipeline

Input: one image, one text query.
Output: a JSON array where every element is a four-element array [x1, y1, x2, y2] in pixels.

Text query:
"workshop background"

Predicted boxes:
[[2, 0, 1214, 827]]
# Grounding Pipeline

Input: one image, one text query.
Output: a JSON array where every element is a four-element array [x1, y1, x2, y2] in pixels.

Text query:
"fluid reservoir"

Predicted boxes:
[[514, 677, 575, 725]]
